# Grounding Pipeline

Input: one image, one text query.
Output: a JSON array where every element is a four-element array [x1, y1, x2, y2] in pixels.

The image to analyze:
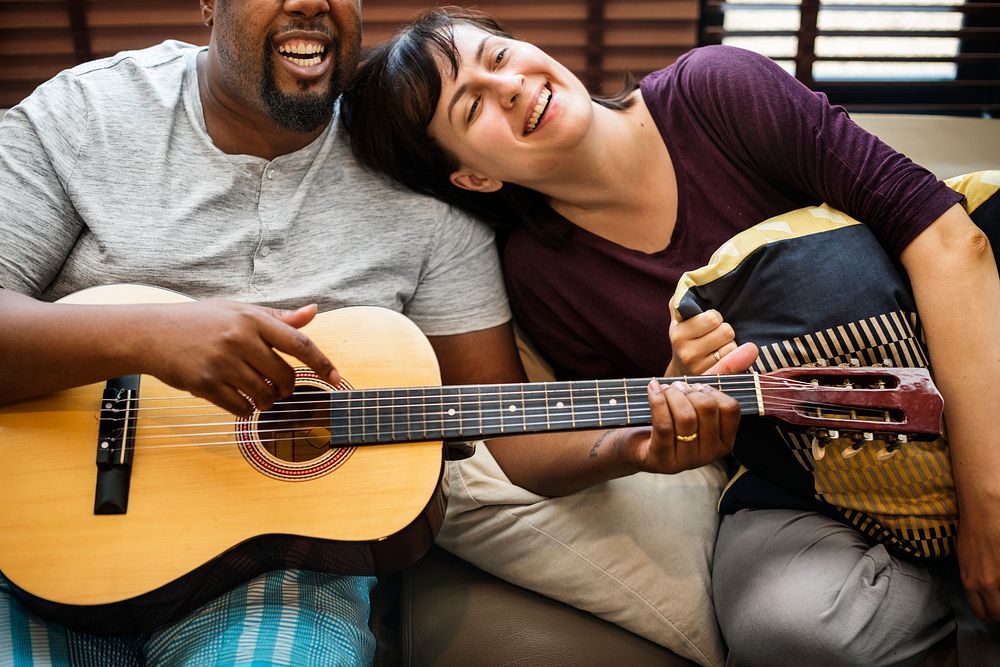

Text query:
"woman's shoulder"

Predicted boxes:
[[642, 45, 787, 93]]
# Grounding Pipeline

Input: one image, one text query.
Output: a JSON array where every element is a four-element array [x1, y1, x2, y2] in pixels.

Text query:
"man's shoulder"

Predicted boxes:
[[65, 40, 198, 105], [14, 41, 198, 138], [69, 40, 198, 79]]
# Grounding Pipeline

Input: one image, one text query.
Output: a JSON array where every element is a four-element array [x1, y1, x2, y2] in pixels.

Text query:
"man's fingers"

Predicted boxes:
[[260, 312, 340, 385], [209, 383, 257, 417], [271, 304, 318, 329], [248, 348, 299, 399]]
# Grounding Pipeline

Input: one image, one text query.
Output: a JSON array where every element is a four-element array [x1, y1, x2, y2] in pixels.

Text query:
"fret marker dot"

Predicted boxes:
[[609, 399, 618, 406], [556, 401, 565, 408], [448, 408, 456, 416], [509, 404, 518, 412]]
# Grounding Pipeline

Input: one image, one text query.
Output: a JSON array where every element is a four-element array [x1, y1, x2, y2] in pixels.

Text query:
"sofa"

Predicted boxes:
[[377, 113, 1000, 667]]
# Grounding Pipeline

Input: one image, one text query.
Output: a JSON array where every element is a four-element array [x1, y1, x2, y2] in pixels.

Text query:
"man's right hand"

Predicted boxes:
[[0, 289, 339, 416], [138, 300, 340, 416]]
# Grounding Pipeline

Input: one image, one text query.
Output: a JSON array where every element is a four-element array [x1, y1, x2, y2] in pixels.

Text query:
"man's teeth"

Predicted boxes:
[[277, 42, 327, 67], [526, 87, 552, 133]]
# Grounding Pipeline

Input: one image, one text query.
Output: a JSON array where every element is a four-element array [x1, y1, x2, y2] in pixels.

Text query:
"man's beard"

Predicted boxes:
[[260, 43, 340, 134]]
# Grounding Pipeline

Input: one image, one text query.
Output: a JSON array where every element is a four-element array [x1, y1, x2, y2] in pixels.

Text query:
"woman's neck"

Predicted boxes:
[[541, 92, 679, 253]]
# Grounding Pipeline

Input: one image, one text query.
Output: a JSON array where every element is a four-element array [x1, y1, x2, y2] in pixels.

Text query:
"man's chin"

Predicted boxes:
[[264, 93, 335, 133]]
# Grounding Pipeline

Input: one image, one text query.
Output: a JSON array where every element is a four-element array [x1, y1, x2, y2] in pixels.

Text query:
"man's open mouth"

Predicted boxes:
[[525, 85, 552, 135], [276, 40, 328, 68]]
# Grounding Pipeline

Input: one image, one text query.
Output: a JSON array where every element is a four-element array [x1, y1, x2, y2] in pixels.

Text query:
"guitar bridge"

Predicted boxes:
[[94, 375, 140, 514]]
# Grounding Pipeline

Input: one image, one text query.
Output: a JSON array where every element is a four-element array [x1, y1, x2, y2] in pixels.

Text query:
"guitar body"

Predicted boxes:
[[0, 285, 446, 635]]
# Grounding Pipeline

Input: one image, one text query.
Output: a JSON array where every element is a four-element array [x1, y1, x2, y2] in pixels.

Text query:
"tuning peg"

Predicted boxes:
[[841, 432, 867, 459], [811, 428, 841, 461], [876, 435, 905, 461], [815, 359, 829, 367], [849, 358, 861, 367], [811, 435, 826, 461], [876, 446, 899, 461], [882, 358, 893, 367]]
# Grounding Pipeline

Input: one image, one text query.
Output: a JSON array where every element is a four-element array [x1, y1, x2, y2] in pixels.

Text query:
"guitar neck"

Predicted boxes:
[[325, 374, 762, 446]]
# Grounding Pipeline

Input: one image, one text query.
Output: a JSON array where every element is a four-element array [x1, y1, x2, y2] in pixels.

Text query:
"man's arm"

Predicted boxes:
[[429, 323, 750, 497], [0, 288, 339, 415], [901, 202, 1000, 622]]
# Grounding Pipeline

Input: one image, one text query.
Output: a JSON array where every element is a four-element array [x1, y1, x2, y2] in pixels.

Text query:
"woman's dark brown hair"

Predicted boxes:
[[340, 6, 637, 244]]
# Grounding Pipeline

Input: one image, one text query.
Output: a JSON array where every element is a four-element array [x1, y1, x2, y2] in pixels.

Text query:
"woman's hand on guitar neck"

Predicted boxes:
[[137, 300, 340, 416], [615, 345, 756, 475]]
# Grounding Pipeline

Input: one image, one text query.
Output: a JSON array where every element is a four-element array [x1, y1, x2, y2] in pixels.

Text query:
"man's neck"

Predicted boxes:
[[196, 50, 328, 161]]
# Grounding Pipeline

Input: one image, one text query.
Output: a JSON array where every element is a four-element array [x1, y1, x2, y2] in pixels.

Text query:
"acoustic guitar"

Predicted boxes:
[[0, 285, 944, 635]]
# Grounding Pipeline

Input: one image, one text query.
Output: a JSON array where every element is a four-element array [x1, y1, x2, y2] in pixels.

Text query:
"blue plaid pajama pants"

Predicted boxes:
[[0, 570, 376, 666]]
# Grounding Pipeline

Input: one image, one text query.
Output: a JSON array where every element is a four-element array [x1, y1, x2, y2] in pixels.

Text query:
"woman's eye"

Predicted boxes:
[[493, 48, 507, 68], [467, 97, 480, 123]]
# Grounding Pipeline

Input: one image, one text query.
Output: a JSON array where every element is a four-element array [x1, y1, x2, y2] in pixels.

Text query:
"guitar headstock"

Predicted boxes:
[[758, 366, 944, 443]]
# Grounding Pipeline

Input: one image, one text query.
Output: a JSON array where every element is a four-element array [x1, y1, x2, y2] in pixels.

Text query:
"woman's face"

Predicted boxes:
[[427, 23, 594, 193]]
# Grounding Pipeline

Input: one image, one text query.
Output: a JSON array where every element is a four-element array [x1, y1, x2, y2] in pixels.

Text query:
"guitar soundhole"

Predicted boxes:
[[257, 386, 333, 463]]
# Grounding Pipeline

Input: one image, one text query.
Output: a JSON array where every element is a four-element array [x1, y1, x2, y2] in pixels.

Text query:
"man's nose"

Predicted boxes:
[[284, 0, 330, 18]]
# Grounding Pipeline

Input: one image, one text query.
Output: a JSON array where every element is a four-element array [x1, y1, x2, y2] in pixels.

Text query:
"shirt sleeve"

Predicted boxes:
[[404, 204, 512, 337], [673, 45, 962, 257], [0, 72, 90, 296]]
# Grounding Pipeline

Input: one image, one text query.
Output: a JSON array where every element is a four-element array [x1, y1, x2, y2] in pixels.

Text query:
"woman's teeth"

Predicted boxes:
[[277, 42, 327, 67], [525, 87, 552, 134]]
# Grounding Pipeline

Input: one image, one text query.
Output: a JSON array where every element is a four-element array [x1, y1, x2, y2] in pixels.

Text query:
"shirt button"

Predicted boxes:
[[267, 169, 275, 180], [260, 245, 271, 257]]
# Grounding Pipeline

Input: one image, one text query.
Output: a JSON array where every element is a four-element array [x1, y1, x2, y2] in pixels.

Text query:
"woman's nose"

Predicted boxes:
[[490, 74, 524, 108]]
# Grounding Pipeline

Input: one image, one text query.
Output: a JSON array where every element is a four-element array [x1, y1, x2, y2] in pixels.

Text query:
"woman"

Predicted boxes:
[[342, 7, 1000, 664]]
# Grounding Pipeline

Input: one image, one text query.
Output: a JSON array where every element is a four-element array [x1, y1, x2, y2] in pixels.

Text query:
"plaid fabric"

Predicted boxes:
[[0, 570, 376, 666]]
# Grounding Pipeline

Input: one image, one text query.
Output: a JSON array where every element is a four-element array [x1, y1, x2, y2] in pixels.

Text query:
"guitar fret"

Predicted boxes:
[[524, 383, 548, 431], [326, 393, 346, 447], [457, 386, 479, 440], [520, 385, 527, 432], [544, 383, 551, 430], [356, 389, 372, 445], [596, 378, 628, 427], [440, 388, 462, 440], [571, 381, 599, 429], [623, 379, 631, 424], [404, 387, 414, 441], [480, 384, 502, 437], [595, 381, 603, 427]]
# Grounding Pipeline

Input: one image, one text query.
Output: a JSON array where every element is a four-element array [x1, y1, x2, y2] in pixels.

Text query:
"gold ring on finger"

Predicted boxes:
[[712, 350, 722, 362], [675, 432, 699, 442]]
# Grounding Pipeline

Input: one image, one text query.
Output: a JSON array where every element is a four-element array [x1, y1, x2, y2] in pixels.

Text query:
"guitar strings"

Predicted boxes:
[[123, 391, 897, 431], [116, 401, 910, 451], [116, 375, 823, 407], [123, 403, 910, 452], [105, 375, 872, 415]]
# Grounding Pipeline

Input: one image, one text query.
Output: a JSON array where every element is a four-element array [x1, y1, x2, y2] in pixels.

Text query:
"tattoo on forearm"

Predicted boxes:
[[590, 430, 615, 459]]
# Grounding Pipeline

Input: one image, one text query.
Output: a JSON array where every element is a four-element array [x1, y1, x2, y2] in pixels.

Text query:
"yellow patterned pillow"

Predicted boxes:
[[670, 171, 998, 560]]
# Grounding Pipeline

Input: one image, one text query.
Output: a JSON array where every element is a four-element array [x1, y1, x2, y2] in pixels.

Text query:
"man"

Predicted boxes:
[[0, 0, 523, 663]]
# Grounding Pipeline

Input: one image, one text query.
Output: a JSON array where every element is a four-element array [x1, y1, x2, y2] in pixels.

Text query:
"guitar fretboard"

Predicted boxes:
[[325, 375, 761, 446]]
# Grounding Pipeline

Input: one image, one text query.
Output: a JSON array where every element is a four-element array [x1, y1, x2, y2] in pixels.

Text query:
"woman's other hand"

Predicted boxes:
[[667, 308, 739, 375]]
